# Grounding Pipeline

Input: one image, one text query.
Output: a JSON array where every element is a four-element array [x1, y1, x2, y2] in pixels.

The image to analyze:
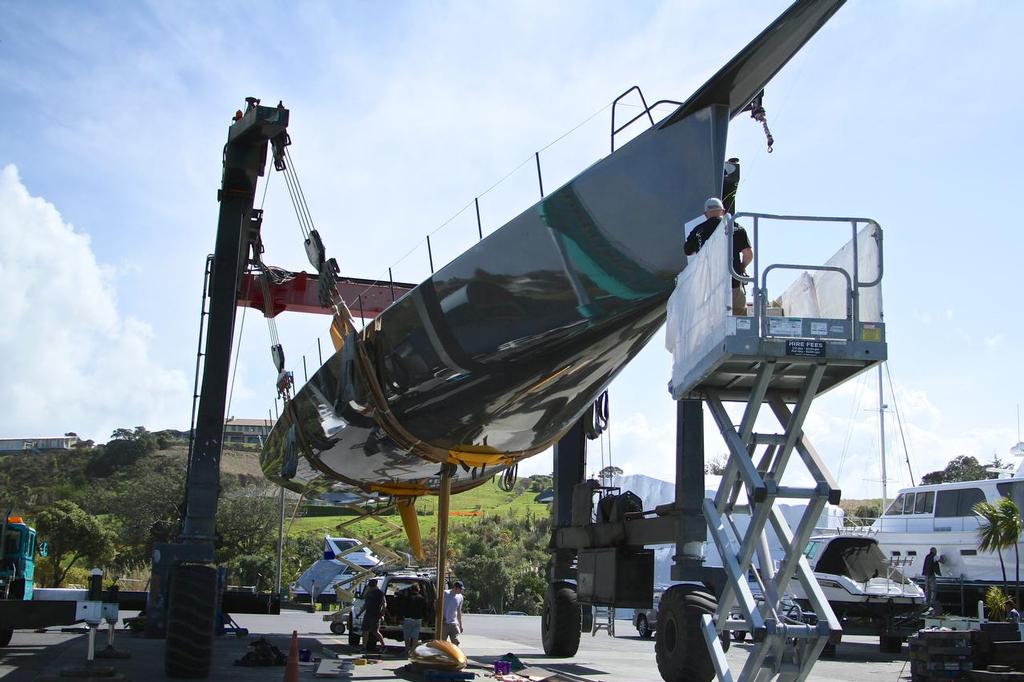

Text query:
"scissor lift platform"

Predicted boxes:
[[672, 316, 886, 403], [666, 213, 886, 682]]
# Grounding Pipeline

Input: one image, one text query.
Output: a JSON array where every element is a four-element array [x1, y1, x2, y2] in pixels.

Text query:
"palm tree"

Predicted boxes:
[[975, 501, 1010, 594], [995, 497, 1024, 610]]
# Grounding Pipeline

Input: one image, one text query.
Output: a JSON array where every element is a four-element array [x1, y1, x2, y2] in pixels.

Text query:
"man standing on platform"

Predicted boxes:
[[684, 196, 753, 316]]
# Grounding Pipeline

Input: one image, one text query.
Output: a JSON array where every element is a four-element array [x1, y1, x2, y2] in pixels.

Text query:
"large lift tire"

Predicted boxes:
[[541, 582, 581, 657], [165, 564, 217, 679], [0, 627, 13, 647], [655, 584, 718, 682]]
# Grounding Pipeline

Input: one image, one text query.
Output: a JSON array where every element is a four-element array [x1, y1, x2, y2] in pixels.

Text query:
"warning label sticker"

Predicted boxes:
[[768, 318, 802, 337]]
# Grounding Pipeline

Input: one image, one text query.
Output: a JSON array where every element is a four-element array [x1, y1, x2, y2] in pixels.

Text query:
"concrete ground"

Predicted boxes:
[[0, 611, 912, 681]]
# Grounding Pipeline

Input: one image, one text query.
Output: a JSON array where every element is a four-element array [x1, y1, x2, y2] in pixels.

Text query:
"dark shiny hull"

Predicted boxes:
[[260, 0, 845, 499]]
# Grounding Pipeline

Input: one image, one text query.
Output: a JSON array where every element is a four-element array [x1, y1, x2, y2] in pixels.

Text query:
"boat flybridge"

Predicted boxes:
[[870, 454, 1024, 592]]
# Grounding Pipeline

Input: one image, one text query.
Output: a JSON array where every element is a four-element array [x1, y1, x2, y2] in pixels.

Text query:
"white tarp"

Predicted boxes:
[[666, 216, 731, 394], [779, 223, 882, 322]]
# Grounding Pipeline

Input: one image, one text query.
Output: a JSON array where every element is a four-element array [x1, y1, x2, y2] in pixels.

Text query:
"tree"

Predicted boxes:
[[705, 453, 729, 476], [34, 500, 116, 587], [995, 498, 1024, 609], [598, 466, 623, 483], [215, 486, 279, 566], [921, 455, 993, 485], [974, 498, 1022, 598]]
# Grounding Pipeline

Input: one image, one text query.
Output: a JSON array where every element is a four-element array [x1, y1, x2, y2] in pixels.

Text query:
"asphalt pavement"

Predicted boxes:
[[0, 610, 912, 681]]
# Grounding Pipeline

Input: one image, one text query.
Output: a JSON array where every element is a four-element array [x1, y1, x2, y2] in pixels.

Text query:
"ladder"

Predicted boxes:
[[668, 213, 886, 681]]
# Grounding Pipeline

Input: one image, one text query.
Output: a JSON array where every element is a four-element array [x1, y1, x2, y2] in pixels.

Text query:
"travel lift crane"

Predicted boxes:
[[544, 214, 885, 681], [147, 98, 411, 678]]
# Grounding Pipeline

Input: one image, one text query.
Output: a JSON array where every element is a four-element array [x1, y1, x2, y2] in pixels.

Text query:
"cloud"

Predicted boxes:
[[0, 165, 188, 441], [985, 334, 1005, 350]]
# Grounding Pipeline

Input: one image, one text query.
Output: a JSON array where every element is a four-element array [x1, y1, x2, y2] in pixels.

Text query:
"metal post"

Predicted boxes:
[[302, 356, 308, 383], [317, 338, 323, 366], [675, 399, 708, 579], [474, 198, 483, 240], [879, 364, 888, 513], [274, 484, 285, 595], [388, 268, 396, 301], [434, 465, 452, 638], [535, 152, 544, 197], [427, 236, 434, 273]]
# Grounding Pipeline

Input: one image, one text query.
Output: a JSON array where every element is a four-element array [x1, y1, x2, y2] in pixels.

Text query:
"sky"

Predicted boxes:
[[1, 0, 1021, 500]]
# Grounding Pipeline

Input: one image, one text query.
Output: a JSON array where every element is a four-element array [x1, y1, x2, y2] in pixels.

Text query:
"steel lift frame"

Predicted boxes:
[[545, 213, 886, 682], [147, 98, 413, 678]]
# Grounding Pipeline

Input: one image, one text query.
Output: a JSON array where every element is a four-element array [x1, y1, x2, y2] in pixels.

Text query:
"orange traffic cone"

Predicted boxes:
[[284, 630, 299, 682]]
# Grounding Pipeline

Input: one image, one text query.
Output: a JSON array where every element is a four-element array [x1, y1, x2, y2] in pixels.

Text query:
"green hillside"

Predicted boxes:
[[288, 476, 552, 541]]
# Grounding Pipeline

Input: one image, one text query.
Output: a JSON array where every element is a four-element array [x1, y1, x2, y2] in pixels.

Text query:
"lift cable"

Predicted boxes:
[[885, 362, 916, 486]]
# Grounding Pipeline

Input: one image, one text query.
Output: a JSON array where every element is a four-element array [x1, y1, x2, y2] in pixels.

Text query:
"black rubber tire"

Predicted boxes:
[[330, 621, 346, 635], [637, 615, 653, 639], [580, 604, 593, 633], [0, 627, 13, 647], [165, 564, 217, 679], [348, 614, 360, 646], [879, 635, 903, 653], [541, 582, 581, 657], [655, 584, 718, 682], [732, 630, 747, 642]]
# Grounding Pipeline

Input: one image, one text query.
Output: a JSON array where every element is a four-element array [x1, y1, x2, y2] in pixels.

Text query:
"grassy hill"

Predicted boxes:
[[287, 477, 551, 542]]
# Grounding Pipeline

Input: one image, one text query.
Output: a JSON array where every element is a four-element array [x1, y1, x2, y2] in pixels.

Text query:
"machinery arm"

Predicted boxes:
[[182, 100, 289, 543], [239, 271, 414, 319]]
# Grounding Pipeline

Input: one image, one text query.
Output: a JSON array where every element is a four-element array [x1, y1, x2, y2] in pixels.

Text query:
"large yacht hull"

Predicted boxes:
[[259, 0, 847, 500]]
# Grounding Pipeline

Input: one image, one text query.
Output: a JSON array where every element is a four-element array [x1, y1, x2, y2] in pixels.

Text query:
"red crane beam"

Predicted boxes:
[[238, 271, 415, 319]]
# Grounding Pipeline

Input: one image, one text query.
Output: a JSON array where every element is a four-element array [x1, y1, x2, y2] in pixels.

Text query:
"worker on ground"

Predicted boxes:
[[442, 580, 465, 645], [357, 578, 386, 653], [922, 546, 942, 611], [401, 582, 427, 656], [684, 196, 753, 315]]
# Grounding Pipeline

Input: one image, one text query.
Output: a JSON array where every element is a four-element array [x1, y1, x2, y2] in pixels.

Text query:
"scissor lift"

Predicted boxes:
[[669, 213, 886, 681]]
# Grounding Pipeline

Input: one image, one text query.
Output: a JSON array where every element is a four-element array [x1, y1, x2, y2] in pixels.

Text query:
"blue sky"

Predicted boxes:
[[1, 1, 1020, 499]]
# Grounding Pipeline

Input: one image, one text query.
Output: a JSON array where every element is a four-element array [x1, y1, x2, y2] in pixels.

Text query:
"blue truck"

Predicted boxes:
[[1, 513, 43, 646]]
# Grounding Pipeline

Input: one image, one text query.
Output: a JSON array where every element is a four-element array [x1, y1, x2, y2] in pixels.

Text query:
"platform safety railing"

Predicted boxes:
[[726, 212, 884, 339]]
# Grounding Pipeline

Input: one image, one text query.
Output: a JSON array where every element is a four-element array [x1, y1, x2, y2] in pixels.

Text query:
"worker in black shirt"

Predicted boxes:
[[684, 197, 753, 316], [358, 579, 387, 653], [922, 547, 942, 609], [401, 582, 428, 656]]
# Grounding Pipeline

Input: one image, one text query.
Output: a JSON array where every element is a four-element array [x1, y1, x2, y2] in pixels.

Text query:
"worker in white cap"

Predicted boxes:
[[683, 197, 753, 315]]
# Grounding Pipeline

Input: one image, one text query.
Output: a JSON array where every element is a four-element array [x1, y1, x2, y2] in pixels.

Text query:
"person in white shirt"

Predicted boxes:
[[442, 581, 465, 645]]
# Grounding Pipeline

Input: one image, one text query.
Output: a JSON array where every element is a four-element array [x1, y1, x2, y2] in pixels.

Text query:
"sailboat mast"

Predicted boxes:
[[879, 364, 888, 513]]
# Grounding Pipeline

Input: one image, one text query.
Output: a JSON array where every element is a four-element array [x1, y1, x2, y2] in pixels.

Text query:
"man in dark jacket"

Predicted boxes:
[[923, 547, 942, 608], [358, 579, 386, 653], [684, 197, 753, 315], [401, 582, 428, 655]]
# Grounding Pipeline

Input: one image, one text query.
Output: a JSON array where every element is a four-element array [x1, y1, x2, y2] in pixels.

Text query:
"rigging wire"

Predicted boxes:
[[225, 302, 248, 421], [347, 100, 618, 304], [836, 372, 868, 480], [885, 362, 916, 486]]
